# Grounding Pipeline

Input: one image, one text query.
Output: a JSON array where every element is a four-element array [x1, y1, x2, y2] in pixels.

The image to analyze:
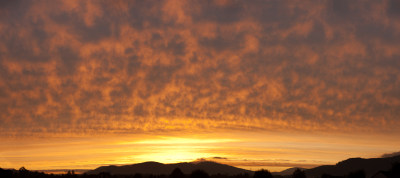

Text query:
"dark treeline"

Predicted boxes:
[[1, 163, 400, 178], [0, 168, 286, 178]]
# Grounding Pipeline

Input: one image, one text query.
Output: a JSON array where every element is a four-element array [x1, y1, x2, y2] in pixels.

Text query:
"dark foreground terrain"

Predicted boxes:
[[1, 155, 400, 178]]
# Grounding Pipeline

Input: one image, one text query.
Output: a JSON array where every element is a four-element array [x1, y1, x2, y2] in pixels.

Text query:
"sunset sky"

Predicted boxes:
[[1, 0, 400, 172]]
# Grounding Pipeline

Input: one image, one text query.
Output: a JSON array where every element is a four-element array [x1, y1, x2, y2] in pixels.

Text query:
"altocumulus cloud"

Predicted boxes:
[[0, 0, 400, 137]]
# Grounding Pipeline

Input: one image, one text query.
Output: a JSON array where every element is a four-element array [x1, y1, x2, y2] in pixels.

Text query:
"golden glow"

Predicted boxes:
[[117, 137, 236, 163], [127, 137, 238, 145], [1, 132, 399, 172], [135, 147, 212, 163]]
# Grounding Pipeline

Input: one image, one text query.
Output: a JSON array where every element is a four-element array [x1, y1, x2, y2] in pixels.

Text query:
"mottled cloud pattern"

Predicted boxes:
[[1, 0, 400, 137]]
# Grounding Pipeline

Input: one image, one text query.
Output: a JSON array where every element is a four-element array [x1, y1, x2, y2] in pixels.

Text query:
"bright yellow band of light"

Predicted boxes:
[[1, 131, 398, 172]]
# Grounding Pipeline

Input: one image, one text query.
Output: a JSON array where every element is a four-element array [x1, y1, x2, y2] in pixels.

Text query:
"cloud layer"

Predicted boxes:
[[1, 0, 400, 137]]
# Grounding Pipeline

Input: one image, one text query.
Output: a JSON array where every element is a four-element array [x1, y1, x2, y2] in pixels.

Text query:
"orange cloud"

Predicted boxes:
[[0, 0, 399, 140]]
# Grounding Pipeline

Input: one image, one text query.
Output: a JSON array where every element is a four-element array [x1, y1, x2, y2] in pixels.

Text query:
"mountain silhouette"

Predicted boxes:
[[85, 155, 400, 177], [305, 155, 400, 177], [272, 167, 305, 176], [86, 161, 252, 175]]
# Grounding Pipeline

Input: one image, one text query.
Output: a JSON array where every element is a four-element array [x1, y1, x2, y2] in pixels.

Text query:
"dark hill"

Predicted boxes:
[[272, 167, 305, 176], [305, 155, 400, 177], [86, 161, 252, 175]]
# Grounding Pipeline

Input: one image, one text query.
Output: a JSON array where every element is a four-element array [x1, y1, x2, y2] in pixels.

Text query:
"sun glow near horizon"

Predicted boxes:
[[1, 132, 399, 172], [117, 137, 235, 164]]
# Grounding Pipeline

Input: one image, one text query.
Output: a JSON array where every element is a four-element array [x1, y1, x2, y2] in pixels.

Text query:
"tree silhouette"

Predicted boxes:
[[292, 168, 306, 178], [67, 170, 76, 176], [19, 167, 27, 172], [19, 167, 29, 178], [253, 169, 273, 178], [190, 169, 209, 178], [170, 168, 185, 178]]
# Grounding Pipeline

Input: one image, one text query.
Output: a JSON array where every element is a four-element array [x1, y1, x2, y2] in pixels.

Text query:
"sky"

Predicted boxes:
[[0, 0, 400, 172]]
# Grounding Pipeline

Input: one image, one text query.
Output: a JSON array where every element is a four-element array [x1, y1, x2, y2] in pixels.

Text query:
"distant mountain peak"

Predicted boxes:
[[139, 161, 164, 165], [87, 161, 252, 175], [192, 160, 219, 164], [272, 167, 305, 176]]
